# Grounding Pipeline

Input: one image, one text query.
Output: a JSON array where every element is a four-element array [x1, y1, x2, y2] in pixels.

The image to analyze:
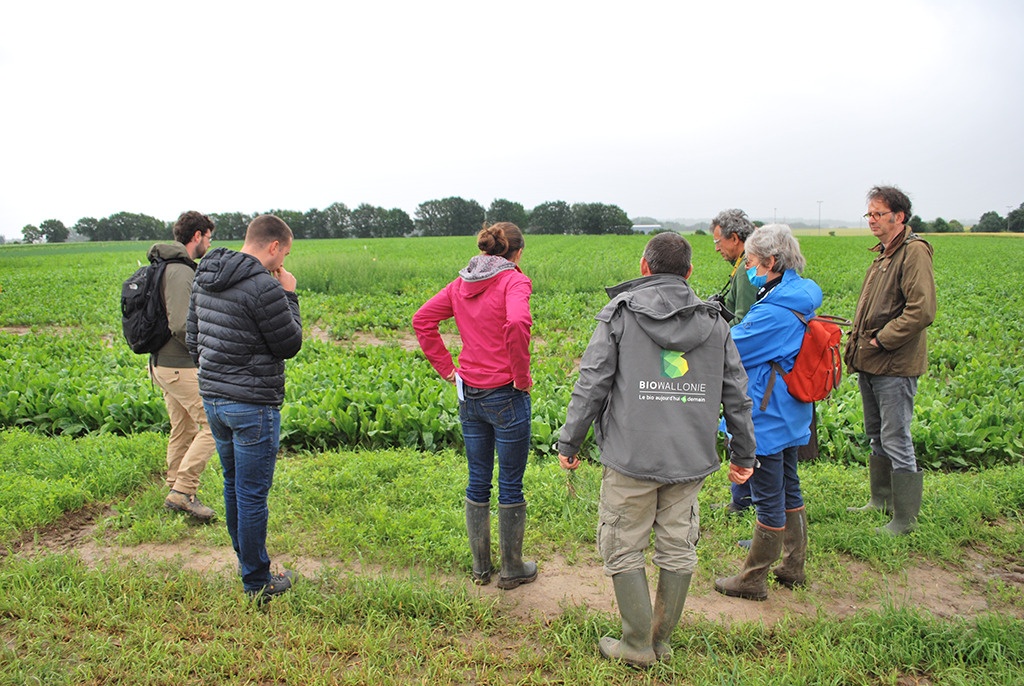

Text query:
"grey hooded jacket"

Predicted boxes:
[[557, 273, 756, 483], [186, 247, 302, 407]]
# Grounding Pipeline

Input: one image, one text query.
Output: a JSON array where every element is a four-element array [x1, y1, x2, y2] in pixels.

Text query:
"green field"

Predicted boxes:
[[1, 234, 1023, 684]]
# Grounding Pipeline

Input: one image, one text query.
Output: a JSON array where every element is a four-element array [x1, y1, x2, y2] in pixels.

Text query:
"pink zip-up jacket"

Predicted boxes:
[[413, 256, 533, 390]]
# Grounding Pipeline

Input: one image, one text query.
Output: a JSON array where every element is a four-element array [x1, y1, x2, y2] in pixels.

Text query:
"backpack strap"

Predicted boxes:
[[761, 361, 787, 411]]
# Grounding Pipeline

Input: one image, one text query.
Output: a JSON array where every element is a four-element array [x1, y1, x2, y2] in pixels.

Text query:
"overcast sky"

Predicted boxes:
[[2, 0, 1022, 240]]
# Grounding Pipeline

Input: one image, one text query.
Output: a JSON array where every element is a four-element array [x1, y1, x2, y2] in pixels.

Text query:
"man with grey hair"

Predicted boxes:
[[709, 209, 759, 516], [711, 209, 758, 325]]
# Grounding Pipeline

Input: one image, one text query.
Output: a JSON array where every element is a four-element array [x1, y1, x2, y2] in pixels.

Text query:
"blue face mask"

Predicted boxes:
[[746, 266, 768, 288]]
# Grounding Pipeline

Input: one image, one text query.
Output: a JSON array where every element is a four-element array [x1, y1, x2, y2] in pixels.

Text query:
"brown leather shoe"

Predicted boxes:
[[164, 490, 215, 522]]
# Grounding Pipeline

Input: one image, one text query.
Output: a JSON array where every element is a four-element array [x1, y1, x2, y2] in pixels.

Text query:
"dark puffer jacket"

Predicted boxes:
[[186, 247, 302, 406]]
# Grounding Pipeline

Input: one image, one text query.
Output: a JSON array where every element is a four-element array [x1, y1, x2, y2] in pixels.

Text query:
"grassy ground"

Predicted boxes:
[[3, 430, 1023, 685]]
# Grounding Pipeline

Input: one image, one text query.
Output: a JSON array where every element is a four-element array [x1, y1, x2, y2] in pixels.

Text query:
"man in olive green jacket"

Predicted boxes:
[[148, 211, 217, 522], [844, 186, 936, 536]]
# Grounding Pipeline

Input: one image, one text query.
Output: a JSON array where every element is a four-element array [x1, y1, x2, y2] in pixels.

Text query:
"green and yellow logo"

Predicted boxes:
[[661, 350, 688, 378]]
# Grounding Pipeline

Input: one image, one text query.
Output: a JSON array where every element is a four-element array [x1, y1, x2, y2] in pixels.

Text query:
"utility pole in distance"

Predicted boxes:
[[817, 200, 823, 235]]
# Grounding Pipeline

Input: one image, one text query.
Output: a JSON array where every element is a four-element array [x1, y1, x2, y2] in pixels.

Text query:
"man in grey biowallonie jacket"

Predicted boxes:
[[558, 232, 755, 668]]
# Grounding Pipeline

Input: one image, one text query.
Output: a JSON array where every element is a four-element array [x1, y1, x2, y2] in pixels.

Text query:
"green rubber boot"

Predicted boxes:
[[714, 522, 784, 601], [772, 508, 808, 589], [847, 454, 893, 514], [599, 569, 657, 668], [879, 470, 923, 536], [465, 499, 494, 585], [496, 502, 537, 589], [651, 568, 692, 662]]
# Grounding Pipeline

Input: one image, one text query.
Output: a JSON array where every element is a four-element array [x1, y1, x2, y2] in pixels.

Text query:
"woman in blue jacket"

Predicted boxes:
[[714, 224, 821, 601]]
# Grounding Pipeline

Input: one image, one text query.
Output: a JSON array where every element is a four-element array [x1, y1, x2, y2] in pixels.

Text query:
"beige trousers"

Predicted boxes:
[[151, 365, 215, 494], [598, 466, 703, 576]]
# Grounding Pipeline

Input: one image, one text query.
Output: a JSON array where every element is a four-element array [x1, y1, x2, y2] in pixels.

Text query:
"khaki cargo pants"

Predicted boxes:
[[151, 365, 216, 494], [598, 466, 703, 576]]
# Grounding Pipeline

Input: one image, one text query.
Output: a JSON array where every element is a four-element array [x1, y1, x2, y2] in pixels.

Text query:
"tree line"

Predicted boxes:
[[15, 198, 632, 244], [15, 200, 1024, 244]]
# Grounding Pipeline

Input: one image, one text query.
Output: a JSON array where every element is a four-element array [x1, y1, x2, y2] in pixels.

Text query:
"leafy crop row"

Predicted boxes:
[[1, 235, 1021, 468]]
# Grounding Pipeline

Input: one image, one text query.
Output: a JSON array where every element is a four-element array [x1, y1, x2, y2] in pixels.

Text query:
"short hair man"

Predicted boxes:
[[844, 186, 936, 535], [711, 209, 758, 325], [710, 209, 760, 516], [558, 232, 755, 668], [151, 211, 217, 521], [187, 214, 304, 600]]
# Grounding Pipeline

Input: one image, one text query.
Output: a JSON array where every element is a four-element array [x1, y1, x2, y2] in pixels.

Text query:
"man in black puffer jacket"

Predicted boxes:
[[187, 214, 303, 602]]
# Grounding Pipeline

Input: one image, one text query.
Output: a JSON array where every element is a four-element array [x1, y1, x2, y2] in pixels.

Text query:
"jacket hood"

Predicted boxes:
[[193, 246, 267, 294], [147, 241, 194, 265], [764, 270, 823, 316], [600, 273, 717, 352], [458, 255, 519, 298]]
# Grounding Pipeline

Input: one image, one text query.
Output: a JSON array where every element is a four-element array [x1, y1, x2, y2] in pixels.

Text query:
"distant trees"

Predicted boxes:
[[966, 205, 1024, 233], [208, 212, 252, 241], [68, 212, 167, 242], [415, 197, 485, 237], [1008, 203, 1024, 233], [22, 219, 71, 244], [18, 196, 1024, 244], [21, 224, 43, 243], [526, 201, 572, 234], [12, 196, 646, 243], [350, 204, 413, 238], [973, 211, 1005, 233], [486, 199, 528, 227], [569, 202, 632, 235]]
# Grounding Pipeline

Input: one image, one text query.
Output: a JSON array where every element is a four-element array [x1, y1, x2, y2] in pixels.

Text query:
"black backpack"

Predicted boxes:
[[121, 256, 193, 354]]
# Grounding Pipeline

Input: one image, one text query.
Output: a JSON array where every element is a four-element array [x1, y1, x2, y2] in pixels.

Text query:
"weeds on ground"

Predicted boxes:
[[1, 554, 1022, 685]]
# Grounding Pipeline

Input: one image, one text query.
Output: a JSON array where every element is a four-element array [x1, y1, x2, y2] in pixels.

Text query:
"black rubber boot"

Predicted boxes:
[[772, 508, 808, 589], [496, 502, 537, 589], [465, 498, 494, 585], [599, 569, 657, 668], [714, 522, 784, 601], [879, 470, 923, 535], [651, 569, 691, 662], [847, 454, 893, 514]]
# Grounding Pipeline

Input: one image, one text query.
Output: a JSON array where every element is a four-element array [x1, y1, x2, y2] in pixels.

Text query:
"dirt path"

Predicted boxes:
[[9, 505, 1022, 625]]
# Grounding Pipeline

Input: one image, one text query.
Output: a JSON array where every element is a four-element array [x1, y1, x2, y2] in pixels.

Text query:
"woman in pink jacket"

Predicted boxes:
[[413, 222, 537, 591]]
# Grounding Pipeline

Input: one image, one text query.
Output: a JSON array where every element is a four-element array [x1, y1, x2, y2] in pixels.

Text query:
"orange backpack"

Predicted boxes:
[[762, 311, 852, 409]]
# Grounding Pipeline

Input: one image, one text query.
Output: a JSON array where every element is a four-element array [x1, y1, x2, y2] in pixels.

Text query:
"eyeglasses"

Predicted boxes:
[[863, 211, 893, 221]]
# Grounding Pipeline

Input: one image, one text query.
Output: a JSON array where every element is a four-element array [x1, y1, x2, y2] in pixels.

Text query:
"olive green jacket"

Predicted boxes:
[[146, 242, 198, 368], [724, 252, 758, 325], [844, 228, 936, 377]]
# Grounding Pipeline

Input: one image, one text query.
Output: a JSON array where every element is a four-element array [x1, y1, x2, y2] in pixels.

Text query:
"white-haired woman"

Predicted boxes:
[[714, 224, 822, 601]]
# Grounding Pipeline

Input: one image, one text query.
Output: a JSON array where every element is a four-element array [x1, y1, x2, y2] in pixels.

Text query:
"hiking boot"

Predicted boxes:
[[164, 490, 215, 522], [247, 569, 295, 604]]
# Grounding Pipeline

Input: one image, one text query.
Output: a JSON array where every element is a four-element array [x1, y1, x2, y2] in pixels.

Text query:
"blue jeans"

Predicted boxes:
[[749, 446, 803, 528], [858, 372, 919, 473], [730, 480, 752, 510], [204, 398, 280, 593], [459, 386, 531, 505]]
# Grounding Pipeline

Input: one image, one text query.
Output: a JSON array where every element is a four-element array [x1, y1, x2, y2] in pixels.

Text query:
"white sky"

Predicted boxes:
[[2, 0, 1022, 239]]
